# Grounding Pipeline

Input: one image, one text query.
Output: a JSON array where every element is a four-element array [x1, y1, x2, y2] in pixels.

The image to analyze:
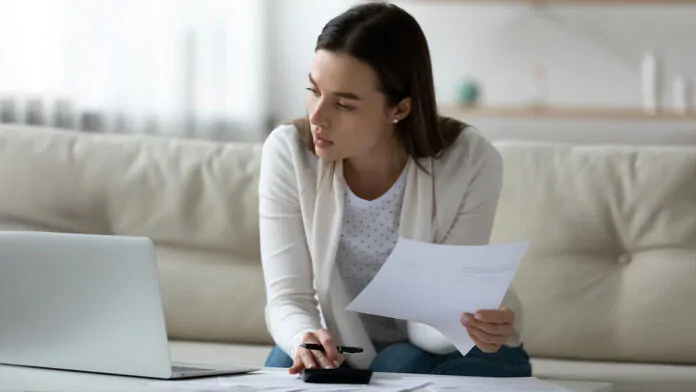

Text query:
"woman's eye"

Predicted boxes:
[[337, 102, 354, 111], [306, 87, 320, 97]]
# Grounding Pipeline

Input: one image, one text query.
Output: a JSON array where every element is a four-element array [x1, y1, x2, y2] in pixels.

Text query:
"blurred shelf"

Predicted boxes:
[[439, 105, 696, 120], [417, 0, 696, 3]]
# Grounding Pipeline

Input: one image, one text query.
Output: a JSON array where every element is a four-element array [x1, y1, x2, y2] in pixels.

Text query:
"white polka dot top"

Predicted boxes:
[[336, 168, 408, 348]]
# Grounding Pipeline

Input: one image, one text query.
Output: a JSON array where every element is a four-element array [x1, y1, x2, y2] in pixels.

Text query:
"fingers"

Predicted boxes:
[[461, 310, 514, 354], [468, 308, 515, 324], [315, 329, 344, 368], [289, 332, 318, 374], [289, 357, 304, 374], [461, 313, 514, 337], [289, 330, 342, 375], [466, 322, 508, 345], [289, 353, 305, 375], [466, 323, 505, 353], [312, 349, 336, 370], [468, 329, 502, 353], [301, 347, 319, 369]]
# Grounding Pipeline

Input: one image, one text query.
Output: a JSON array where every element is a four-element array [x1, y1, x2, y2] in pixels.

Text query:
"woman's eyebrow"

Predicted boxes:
[[308, 73, 363, 101], [333, 91, 361, 100]]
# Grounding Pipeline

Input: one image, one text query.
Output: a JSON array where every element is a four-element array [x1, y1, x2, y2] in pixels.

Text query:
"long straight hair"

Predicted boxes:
[[291, 2, 467, 175]]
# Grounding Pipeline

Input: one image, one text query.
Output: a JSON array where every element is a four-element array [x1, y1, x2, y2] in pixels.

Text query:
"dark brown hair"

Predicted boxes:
[[292, 1, 467, 168]]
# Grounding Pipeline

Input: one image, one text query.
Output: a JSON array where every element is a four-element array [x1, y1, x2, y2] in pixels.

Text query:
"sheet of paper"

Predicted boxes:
[[149, 370, 570, 392], [346, 239, 529, 356], [150, 369, 432, 392], [420, 375, 573, 392]]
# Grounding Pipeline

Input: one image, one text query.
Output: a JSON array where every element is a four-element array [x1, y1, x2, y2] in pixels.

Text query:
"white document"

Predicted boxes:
[[150, 369, 432, 392], [422, 375, 573, 392], [149, 370, 571, 392], [346, 239, 529, 356]]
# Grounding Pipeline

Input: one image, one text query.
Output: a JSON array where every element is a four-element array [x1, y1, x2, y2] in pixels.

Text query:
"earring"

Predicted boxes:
[[393, 118, 399, 123]]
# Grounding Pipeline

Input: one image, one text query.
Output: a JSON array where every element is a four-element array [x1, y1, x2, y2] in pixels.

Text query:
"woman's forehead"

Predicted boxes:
[[311, 50, 381, 95]]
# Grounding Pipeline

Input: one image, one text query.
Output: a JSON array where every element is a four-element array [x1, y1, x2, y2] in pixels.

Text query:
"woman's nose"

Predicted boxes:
[[309, 99, 330, 127]]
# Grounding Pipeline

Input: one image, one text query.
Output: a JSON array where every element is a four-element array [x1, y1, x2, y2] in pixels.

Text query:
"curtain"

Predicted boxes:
[[0, 0, 268, 141]]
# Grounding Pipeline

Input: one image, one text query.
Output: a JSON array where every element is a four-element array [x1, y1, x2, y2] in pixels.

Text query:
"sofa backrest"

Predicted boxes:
[[4, 124, 696, 364], [0, 125, 271, 344], [491, 141, 696, 364]]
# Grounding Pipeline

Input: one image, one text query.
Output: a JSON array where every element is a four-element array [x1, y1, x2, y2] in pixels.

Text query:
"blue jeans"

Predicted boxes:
[[265, 343, 532, 377]]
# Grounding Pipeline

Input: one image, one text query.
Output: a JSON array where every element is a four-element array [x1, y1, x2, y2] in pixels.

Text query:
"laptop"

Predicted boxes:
[[0, 231, 259, 379]]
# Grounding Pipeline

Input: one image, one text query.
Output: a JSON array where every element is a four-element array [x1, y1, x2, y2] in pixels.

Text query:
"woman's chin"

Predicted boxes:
[[315, 146, 340, 161]]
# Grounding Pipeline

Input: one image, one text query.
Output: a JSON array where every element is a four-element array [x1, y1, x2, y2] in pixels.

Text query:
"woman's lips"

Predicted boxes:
[[313, 135, 334, 149]]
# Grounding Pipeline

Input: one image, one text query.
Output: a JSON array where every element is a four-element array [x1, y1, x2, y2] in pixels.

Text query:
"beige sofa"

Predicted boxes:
[[1, 124, 695, 392]]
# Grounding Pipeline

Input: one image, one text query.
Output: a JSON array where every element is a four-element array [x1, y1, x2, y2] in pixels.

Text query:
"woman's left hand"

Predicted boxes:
[[461, 308, 515, 353]]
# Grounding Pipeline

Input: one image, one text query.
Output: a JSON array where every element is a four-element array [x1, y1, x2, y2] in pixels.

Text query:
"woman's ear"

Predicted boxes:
[[390, 97, 412, 124]]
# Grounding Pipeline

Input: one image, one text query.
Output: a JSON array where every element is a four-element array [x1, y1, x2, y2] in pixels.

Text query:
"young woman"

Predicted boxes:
[[259, 2, 531, 377]]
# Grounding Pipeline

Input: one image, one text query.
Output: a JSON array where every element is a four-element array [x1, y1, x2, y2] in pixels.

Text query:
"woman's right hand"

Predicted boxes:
[[289, 329, 345, 374]]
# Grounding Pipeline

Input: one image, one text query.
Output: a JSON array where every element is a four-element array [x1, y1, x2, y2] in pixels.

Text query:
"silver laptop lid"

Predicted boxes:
[[0, 232, 173, 378]]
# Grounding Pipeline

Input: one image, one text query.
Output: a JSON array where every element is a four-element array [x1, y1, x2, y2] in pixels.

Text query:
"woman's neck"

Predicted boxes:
[[343, 141, 408, 201]]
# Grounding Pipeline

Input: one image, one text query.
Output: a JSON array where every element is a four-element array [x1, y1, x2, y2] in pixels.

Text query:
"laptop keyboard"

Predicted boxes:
[[172, 365, 214, 373]]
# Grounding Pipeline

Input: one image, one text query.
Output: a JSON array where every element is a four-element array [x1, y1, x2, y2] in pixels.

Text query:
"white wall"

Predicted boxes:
[[267, 0, 696, 124], [267, 0, 352, 125]]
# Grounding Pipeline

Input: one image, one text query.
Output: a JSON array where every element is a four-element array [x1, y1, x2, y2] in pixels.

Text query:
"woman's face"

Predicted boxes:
[[307, 50, 404, 162]]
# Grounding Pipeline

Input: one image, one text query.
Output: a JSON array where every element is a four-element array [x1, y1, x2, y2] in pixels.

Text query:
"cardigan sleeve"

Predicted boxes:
[[407, 135, 522, 354], [440, 135, 503, 247], [259, 127, 323, 360]]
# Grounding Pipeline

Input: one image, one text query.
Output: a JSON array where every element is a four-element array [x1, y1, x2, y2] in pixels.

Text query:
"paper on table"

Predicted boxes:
[[346, 239, 529, 356], [149, 369, 432, 392], [369, 376, 432, 391], [421, 375, 573, 392]]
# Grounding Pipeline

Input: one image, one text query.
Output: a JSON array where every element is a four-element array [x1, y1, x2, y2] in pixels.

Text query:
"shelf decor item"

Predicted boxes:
[[532, 65, 549, 108], [672, 75, 691, 114], [0, 96, 17, 123], [641, 49, 661, 113], [25, 98, 45, 126], [457, 78, 481, 106]]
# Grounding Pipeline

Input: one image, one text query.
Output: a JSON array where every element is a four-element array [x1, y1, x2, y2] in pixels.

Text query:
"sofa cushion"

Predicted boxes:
[[0, 125, 271, 344], [169, 340, 271, 368], [0, 125, 261, 255], [156, 245, 269, 344], [491, 141, 696, 365]]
